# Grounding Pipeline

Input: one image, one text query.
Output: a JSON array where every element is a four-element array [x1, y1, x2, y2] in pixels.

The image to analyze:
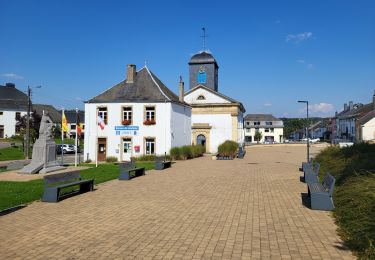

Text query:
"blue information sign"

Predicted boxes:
[[115, 126, 139, 131]]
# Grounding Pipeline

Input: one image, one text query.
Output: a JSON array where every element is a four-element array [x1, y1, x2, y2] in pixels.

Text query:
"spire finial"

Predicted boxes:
[[201, 27, 208, 51]]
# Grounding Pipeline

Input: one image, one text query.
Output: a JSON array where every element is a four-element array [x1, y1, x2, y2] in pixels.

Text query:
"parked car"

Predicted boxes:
[[56, 144, 75, 154]]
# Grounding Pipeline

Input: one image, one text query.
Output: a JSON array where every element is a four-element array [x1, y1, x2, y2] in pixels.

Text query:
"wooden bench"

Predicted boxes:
[[42, 171, 94, 202], [155, 158, 172, 170], [304, 162, 320, 184], [119, 162, 145, 180], [308, 173, 335, 211]]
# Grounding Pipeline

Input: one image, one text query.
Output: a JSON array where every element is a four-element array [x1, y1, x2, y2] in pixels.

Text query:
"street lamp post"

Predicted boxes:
[[25, 85, 41, 159], [298, 100, 309, 163]]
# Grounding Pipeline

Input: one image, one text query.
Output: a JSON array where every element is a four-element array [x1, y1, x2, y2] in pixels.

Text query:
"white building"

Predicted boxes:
[[84, 65, 191, 162], [308, 121, 327, 139], [0, 83, 28, 138], [244, 114, 284, 144], [183, 51, 245, 153]]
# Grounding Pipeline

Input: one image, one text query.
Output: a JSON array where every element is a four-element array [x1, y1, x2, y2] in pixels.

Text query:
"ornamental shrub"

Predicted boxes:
[[170, 147, 181, 160], [191, 145, 204, 157], [217, 140, 239, 157], [181, 145, 193, 160]]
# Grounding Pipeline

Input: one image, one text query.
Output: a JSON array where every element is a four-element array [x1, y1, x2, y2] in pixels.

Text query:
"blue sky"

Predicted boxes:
[[1, 0, 374, 117]]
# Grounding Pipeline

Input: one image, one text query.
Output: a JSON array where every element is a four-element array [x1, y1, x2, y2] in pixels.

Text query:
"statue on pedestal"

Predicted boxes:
[[19, 111, 65, 174]]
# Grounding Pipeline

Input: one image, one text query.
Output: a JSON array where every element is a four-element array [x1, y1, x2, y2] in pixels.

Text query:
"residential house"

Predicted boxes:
[[244, 114, 284, 144], [0, 83, 28, 138], [84, 64, 191, 162], [336, 95, 374, 142]]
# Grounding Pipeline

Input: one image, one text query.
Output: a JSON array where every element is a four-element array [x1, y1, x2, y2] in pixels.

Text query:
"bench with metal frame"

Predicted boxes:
[[119, 162, 145, 180], [155, 157, 172, 170], [304, 162, 320, 184], [307, 173, 335, 211], [42, 171, 94, 202]]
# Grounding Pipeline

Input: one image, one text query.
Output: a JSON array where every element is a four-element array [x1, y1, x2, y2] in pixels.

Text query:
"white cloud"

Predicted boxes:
[[1, 73, 24, 80], [299, 103, 334, 115], [307, 63, 315, 70], [264, 103, 272, 107], [297, 59, 305, 64], [286, 32, 313, 43]]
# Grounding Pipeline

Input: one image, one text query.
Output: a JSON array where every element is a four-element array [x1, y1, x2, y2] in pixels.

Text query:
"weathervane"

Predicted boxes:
[[201, 27, 208, 51]]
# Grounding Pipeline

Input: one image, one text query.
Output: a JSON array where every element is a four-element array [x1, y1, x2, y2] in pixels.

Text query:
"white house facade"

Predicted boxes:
[[183, 51, 245, 153], [244, 114, 284, 144], [0, 83, 28, 138], [84, 65, 191, 162]]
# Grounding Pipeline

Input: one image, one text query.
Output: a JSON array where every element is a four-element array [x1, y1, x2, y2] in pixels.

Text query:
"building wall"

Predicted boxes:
[[191, 113, 232, 153], [0, 110, 27, 138], [170, 103, 192, 147], [361, 117, 375, 141], [337, 118, 356, 141], [84, 102, 190, 161]]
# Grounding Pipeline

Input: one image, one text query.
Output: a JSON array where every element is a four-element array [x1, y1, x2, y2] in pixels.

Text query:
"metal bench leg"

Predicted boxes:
[[42, 187, 59, 202], [310, 194, 334, 211]]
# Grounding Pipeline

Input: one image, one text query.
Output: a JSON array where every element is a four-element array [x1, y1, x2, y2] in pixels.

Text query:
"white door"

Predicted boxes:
[[122, 139, 132, 161]]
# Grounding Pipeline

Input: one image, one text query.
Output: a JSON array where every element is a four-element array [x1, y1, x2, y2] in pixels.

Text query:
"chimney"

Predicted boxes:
[[349, 101, 353, 110], [344, 103, 348, 111], [179, 76, 184, 102], [373, 90, 375, 110], [126, 64, 136, 83], [335, 111, 338, 117]]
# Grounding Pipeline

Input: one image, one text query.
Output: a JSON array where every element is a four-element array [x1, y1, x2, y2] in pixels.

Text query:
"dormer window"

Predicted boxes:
[[197, 95, 206, 100]]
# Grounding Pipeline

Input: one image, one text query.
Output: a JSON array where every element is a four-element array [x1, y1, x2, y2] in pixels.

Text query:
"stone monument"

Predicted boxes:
[[19, 111, 65, 174]]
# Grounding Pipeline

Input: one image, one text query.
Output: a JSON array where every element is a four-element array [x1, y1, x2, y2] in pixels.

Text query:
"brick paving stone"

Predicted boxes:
[[0, 144, 355, 259]]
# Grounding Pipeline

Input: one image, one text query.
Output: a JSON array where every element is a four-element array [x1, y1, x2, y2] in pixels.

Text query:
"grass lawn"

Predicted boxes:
[[0, 147, 25, 161], [0, 162, 155, 211], [315, 143, 375, 259]]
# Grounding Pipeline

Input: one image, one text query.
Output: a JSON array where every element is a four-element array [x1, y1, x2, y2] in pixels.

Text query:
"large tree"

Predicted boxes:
[[16, 111, 41, 143], [254, 130, 262, 143]]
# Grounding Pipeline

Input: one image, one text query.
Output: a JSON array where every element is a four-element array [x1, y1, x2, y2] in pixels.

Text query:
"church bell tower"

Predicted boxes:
[[188, 51, 219, 91]]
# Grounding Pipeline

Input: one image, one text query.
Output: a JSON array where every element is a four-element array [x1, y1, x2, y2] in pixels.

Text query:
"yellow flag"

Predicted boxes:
[[62, 111, 68, 133]]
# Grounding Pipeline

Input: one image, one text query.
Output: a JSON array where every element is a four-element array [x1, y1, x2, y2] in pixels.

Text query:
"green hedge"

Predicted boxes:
[[217, 140, 238, 157], [170, 145, 204, 160], [315, 143, 375, 259]]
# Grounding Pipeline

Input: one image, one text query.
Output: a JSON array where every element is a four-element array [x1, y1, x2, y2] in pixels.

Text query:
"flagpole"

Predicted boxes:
[[95, 108, 98, 168], [74, 108, 78, 167], [61, 108, 64, 166]]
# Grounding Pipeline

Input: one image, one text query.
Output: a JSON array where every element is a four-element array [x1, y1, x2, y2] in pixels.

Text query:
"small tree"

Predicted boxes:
[[254, 131, 262, 144]]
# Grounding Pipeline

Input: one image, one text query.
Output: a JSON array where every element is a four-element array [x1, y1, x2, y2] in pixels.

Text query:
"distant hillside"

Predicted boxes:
[[280, 117, 324, 139]]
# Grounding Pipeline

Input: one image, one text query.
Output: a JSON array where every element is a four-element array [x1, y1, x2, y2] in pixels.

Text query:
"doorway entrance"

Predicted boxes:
[[97, 138, 107, 161], [197, 134, 206, 151], [122, 138, 132, 161]]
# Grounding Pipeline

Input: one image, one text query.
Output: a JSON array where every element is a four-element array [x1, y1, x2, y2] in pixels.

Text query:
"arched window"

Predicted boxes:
[[197, 95, 206, 100]]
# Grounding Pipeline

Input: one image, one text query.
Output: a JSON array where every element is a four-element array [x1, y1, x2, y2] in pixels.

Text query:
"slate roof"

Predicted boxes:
[[244, 114, 281, 122], [357, 110, 375, 125], [184, 84, 245, 112], [337, 103, 373, 119], [0, 83, 28, 111], [188, 51, 218, 66], [32, 104, 61, 123], [63, 110, 85, 123], [86, 67, 186, 105]]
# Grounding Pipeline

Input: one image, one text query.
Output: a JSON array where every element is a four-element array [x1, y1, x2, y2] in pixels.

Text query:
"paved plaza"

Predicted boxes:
[[0, 145, 354, 259]]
